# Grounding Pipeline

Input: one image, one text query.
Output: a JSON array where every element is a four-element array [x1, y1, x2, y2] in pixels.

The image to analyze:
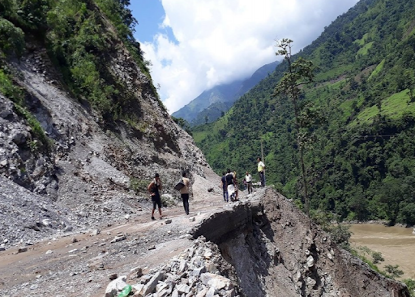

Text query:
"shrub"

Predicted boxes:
[[130, 177, 149, 194], [385, 264, 404, 279], [329, 224, 352, 249], [403, 279, 415, 297], [0, 18, 25, 57], [372, 251, 384, 264]]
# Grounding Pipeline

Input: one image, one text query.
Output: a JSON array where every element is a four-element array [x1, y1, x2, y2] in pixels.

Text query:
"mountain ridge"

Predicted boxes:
[[172, 60, 279, 125]]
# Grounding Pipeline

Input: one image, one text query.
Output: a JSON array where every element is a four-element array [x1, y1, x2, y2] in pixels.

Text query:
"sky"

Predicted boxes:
[[130, 0, 360, 114]]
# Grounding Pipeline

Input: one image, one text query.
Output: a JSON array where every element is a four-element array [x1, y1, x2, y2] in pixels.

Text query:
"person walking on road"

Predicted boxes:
[[257, 157, 266, 187], [148, 173, 163, 220], [180, 171, 191, 215], [245, 171, 253, 194]]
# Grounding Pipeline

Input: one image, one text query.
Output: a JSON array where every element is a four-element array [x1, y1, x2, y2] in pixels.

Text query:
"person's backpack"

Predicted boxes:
[[174, 179, 185, 191]]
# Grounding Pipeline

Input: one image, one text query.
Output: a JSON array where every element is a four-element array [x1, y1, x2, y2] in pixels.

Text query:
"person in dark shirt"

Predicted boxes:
[[148, 173, 163, 220], [221, 172, 228, 202]]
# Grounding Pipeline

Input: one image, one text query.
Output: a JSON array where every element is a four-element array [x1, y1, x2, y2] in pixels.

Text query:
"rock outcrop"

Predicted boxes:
[[191, 188, 410, 297]]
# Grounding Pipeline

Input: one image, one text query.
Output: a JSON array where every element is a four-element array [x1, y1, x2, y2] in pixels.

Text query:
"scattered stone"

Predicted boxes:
[[128, 267, 143, 279], [105, 275, 128, 297], [17, 247, 28, 253], [90, 229, 100, 236], [176, 283, 191, 294], [307, 255, 315, 268], [165, 219, 172, 224], [142, 271, 165, 295], [108, 273, 118, 280], [110, 234, 126, 243]]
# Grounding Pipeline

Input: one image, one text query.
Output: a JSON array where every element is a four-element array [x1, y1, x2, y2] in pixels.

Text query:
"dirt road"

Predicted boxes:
[[0, 179, 234, 297]]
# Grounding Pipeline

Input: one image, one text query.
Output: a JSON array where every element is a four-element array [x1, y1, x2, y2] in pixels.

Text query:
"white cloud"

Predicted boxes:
[[140, 0, 359, 113]]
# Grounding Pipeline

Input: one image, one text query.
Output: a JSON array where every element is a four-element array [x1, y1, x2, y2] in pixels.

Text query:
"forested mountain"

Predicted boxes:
[[193, 0, 415, 225], [172, 61, 279, 126]]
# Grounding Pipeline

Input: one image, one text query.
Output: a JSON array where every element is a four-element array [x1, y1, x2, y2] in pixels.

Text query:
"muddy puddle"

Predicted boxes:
[[350, 224, 415, 279]]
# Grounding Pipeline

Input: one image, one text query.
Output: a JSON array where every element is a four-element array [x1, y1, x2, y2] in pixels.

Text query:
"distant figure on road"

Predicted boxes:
[[245, 171, 253, 194], [148, 173, 163, 220], [221, 172, 228, 202], [257, 157, 266, 187], [180, 171, 191, 215]]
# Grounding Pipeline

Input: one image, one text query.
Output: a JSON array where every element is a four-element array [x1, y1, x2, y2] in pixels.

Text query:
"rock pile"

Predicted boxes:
[[105, 236, 241, 297], [0, 175, 74, 249]]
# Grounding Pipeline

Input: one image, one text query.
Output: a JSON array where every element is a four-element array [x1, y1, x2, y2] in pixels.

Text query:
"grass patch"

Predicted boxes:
[[382, 89, 414, 119], [368, 59, 385, 80], [315, 64, 354, 82], [351, 90, 413, 126], [356, 41, 374, 56], [354, 33, 370, 46]]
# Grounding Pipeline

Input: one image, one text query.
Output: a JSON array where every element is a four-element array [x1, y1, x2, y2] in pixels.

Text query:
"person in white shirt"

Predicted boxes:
[[245, 171, 253, 194]]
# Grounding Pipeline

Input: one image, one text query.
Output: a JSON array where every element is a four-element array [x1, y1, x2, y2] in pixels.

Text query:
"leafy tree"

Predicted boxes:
[[0, 18, 25, 57], [273, 38, 315, 215], [329, 223, 351, 249]]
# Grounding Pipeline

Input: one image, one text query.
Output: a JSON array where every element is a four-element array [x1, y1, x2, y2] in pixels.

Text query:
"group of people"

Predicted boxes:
[[147, 171, 190, 220], [220, 157, 266, 202], [146, 157, 265, 220], [221, 169, 239, 202]]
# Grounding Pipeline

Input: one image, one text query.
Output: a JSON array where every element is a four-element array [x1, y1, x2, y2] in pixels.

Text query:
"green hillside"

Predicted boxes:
[[194, 0, 415, 225], [0, 0, 155, 124]]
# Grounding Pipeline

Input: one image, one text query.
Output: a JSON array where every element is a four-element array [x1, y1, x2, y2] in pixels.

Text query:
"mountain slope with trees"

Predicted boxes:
[[193, 0, 415, 225]]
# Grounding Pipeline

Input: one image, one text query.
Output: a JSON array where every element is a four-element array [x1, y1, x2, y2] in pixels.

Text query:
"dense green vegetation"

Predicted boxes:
[[0, 0, 153, 122], [194, 0, 415, 225]]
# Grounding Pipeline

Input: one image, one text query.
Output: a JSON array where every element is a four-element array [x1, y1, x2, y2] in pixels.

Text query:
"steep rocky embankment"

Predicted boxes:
[[194, 189, 410, 297]]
